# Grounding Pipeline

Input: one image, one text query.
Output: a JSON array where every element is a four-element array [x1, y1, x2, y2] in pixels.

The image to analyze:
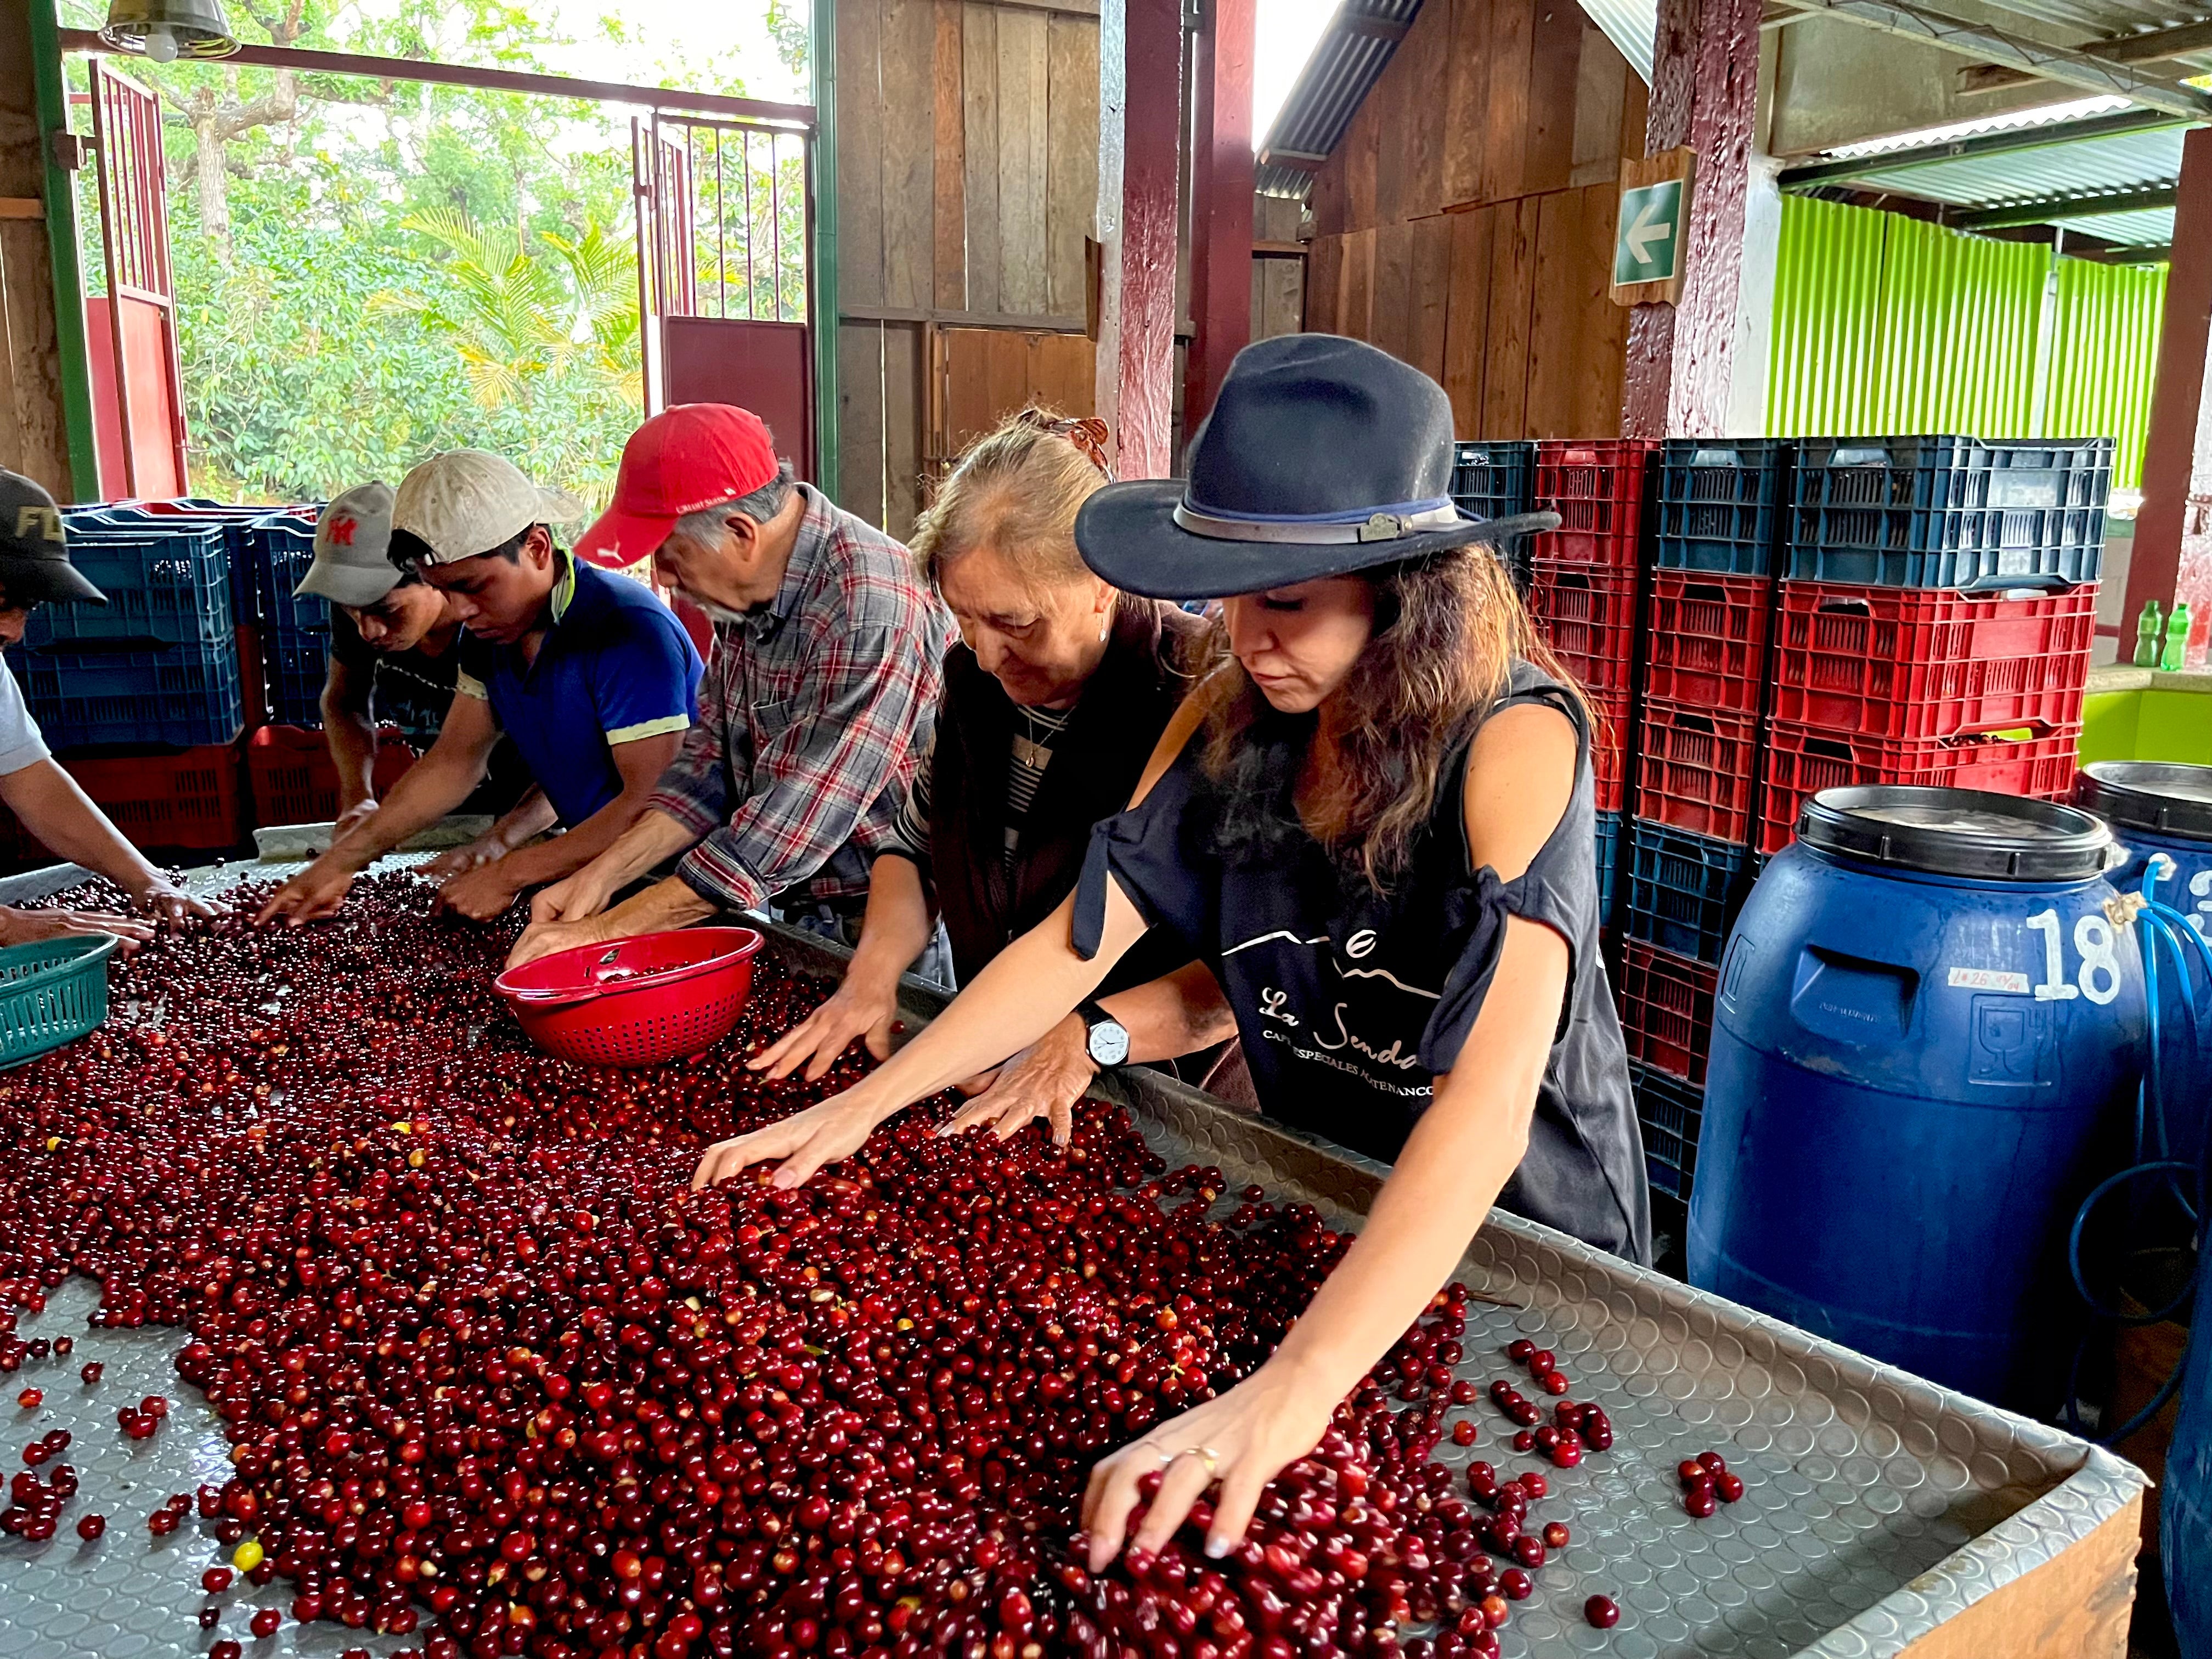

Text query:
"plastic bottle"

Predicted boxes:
[[2162, 602, 2192, 673], [2136, 600, 2166, 668]]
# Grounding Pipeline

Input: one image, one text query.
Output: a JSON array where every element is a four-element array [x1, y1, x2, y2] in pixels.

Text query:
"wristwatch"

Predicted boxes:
[[1075, 999, 1131, 1068]]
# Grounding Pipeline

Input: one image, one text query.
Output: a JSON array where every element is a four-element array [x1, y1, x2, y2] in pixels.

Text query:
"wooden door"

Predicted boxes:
[[88, 60, 188, 499], [927, 326, 1096, 474]]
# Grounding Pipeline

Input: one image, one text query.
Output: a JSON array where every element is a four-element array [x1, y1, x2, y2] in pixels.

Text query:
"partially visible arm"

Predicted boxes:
[[749, 852, 935, 1080], [0, 760, 177, 918], [326, 692, 499, 865], [417, 786, 557, 882], [509, 860, 718, 969], [433, 731, 686, 919], [254, 692, 498, 925], [670, 619, 939, 914], [518, 810, 703, 943], [512, 613, 723, 952], [692, 877, 1149, 1189], [1079, 918, 1570, 1564], [939, 959, 1236, 1144], [319, 654, 379, 822], [691, 706, 1205, 1188]]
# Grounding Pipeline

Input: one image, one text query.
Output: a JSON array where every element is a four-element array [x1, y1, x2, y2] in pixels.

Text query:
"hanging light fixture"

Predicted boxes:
[[99, 0, 240, 63]]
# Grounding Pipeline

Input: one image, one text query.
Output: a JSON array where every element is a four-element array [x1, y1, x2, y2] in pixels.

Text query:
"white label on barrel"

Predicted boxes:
[[1948, 967, 2030, 993]]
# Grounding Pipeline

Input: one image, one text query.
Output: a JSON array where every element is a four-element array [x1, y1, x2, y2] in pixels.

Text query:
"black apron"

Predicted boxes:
[[929, 603, 1202, 993], [1074, 661, 1651, 1263]]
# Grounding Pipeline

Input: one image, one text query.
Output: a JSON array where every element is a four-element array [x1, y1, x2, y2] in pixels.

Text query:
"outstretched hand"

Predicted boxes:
[[748, 975, 899, 1082], [936, 1013, 1092, 1146], [1079, 1361, 1336, 1571], [253, 857, 357, 928], [0, 904, 155, 955], [691, 1089, 888, 1193], [133, 877, 224, 926]]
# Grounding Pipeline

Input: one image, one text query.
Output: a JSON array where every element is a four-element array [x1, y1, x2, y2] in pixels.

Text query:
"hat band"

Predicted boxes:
[[1171, 497, 1463, 545]]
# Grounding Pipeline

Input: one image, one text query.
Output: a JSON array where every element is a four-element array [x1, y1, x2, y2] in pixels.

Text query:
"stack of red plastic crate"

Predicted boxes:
[[1526, 440, 1659, 818], [1615, 439, 1788, 1216], [1758, 437, 2107, 851]]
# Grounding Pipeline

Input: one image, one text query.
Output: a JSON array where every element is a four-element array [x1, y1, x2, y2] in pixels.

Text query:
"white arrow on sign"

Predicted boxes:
[[1626, 193, 1669, 266]]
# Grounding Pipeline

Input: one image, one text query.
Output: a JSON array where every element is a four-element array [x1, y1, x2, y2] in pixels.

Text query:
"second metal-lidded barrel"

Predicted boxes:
[[2076, 760, 2212, 1172]]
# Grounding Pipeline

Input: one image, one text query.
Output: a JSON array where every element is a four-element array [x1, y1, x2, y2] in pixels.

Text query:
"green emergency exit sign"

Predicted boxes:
[[1615, 178, 1685, 287]]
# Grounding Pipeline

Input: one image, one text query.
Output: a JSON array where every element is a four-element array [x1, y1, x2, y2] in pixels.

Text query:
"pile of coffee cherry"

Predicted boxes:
[[0, 872, 1720, 1657]]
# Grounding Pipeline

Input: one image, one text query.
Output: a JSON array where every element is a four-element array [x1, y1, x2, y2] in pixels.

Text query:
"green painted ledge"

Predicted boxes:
[[2083, 666, 2212, 765]]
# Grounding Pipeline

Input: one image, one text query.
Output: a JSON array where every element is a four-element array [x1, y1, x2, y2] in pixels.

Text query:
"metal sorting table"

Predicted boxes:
[[0, 859, 2152, 1659]]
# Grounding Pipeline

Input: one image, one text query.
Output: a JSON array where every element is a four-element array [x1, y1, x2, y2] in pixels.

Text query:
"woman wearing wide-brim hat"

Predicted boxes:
[[691, 334, 1650, 1564]]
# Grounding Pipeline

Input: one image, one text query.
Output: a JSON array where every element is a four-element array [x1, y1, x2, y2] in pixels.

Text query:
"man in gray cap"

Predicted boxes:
[[0, 468, 218, 946], [295, 479, 550, 854], [257, 450, 702, 928]]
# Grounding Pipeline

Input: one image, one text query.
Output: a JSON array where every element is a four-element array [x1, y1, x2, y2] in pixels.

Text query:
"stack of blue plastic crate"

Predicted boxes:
[[1451, 440, 1537, 590], [9, 509, 244, 749], [242, 514, 329, 726]]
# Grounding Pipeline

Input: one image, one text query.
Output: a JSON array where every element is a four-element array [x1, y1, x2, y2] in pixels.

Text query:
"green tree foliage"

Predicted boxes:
[[61, 0, 803, 507]]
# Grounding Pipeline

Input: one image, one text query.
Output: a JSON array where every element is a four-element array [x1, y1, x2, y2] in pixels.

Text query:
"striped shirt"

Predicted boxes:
[[890, 702, 1075, 870], [647, 485, 950, 912]]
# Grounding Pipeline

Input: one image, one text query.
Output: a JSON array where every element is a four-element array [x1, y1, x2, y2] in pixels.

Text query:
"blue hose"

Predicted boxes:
[[2061, 860, 2211, 1445]]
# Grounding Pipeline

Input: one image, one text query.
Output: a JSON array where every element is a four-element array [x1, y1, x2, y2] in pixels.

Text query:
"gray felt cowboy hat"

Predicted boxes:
[[1074, 334, 1558, 601]]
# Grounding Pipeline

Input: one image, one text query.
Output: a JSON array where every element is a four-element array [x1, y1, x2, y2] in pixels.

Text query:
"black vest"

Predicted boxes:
[[930, 602, 1204, 989]]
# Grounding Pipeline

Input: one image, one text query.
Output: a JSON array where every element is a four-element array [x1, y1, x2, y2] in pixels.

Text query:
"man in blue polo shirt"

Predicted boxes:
[[256, 449, 703, 927]]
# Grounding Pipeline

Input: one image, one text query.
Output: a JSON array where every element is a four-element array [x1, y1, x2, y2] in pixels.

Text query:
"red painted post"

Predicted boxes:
[[1621, 0, 1760, 438], [2126, 125, 2212, 667], [1184, 0, 1255, 436], [1097, 0, 1184, 481]]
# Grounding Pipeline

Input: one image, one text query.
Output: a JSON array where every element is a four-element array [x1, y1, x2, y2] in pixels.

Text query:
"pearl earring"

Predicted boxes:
[[1099, 617, 1110, 641]]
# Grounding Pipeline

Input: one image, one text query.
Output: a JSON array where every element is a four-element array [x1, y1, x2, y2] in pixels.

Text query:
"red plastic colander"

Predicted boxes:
[[492, 927, 764, 1066]]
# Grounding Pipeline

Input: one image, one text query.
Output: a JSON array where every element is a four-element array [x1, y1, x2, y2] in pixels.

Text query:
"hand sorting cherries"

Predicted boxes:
[[0, 872, 1739, 1656]]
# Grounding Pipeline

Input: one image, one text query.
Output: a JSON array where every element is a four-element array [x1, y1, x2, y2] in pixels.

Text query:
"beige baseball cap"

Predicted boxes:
[[293, 481, 398, 609], [390, 449, 586, 567]]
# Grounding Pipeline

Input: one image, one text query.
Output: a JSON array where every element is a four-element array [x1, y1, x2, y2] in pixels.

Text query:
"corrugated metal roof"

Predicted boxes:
[[1255, 0, 1424, 198], [1577, 0, 1654, 83], [1820, 94, 2134, 159], [1840, 120, 2185, 204], [2048, 203, 2177, 241]]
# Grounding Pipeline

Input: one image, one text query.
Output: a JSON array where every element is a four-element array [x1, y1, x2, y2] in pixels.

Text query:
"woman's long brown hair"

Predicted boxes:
[[1191, 546, 1589, 893]]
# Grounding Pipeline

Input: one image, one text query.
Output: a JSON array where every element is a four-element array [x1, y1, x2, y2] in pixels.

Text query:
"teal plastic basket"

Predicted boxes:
[[0, 934, 121, 1068]]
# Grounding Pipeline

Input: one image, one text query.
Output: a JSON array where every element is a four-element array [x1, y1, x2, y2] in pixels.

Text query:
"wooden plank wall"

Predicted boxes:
[[1249, 195, 1306, 344], [1304, 0, 1647, 440], [836, 0, 1100, 538], [0, 2, 70, 496]]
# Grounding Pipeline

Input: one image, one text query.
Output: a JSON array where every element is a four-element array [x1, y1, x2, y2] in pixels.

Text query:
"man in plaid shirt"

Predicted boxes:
[[507, 404, 948, 970]]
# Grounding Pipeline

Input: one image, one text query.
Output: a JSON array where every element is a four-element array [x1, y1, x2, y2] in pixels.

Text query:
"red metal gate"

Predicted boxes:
[[632, 112, 815, 478], [87, 59, 190, 499]]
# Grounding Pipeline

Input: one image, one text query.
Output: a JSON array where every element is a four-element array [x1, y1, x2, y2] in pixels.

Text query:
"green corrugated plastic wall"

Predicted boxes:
[[1768, 195, 2166, 487], [2045, 257, 2166, 488]]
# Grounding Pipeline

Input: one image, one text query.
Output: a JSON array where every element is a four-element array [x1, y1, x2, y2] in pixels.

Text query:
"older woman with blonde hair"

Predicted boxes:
[[751, 408, 1234, 1136]]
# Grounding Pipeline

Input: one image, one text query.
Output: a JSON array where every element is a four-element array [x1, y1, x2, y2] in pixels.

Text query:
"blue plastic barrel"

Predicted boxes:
[[1689, 787, 2145, 1415], [2078, 761, 2212, 1173]]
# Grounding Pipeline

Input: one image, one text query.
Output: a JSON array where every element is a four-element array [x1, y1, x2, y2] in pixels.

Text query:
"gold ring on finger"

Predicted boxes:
[[1174, 1445, 1223, 1480]]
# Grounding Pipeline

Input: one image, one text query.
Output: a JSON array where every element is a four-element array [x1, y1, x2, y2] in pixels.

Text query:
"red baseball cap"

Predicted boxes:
[[575, 403, 782, 567]]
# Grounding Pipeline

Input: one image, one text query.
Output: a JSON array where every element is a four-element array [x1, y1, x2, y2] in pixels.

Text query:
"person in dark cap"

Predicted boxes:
[[0, 469, 219, 945], [685, 335, 1647, 1564]]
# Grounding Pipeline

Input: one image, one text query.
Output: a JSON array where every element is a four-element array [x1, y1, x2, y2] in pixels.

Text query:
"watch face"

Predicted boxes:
[[1087, 1018, 1131, 1067]]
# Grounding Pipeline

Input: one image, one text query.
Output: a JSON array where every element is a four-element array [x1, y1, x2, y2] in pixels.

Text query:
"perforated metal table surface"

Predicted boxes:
[[0, 859, 2151, 1659]]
